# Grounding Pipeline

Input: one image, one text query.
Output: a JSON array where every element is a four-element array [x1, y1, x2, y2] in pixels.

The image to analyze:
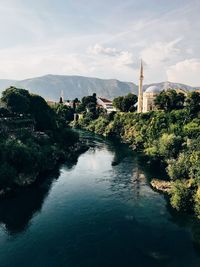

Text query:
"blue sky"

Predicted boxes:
[[0, 0, 200, 86]]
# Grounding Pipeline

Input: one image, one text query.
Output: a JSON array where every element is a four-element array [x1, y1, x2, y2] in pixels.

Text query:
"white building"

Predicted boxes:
[[97, 97, 116, 113], [142, 85, 162, 112], [137, 62, 162, 112]]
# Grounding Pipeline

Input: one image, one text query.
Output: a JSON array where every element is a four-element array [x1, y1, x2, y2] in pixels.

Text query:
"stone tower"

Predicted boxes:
[[59, 90, 64, 104], [137, 60, 144, 113]]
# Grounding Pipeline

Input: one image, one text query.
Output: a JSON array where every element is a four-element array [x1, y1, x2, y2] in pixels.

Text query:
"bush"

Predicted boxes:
[[167, 153, 190, 180], [194, 187, 200, 218], [170, 180, 193, 212]]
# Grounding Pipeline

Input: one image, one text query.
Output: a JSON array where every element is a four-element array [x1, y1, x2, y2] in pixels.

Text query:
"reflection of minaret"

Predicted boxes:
[[137, 60, 144, 113], [135, 168, 140, 199]]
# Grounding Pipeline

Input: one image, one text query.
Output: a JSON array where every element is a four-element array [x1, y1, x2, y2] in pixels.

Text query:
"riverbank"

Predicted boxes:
[[0, 129, 89, 198], [0, 87, 90, 198], [74, 110, 200, 218], [1, 130, 200, 267]]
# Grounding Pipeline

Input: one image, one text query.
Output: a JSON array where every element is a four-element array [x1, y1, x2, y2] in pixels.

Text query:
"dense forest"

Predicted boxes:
[[75, 90, 200, 218], [0, 87, 87, 195]]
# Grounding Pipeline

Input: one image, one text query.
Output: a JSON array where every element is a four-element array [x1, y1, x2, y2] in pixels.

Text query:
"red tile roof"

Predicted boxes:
[[98, 97, 112, 103]]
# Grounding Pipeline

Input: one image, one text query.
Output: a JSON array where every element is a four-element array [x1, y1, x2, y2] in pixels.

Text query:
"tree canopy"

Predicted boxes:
[[185, 91, 200, 116], [154, 89, 185, 111], [1, 87, 56, 131], [1, 87, 30, 114], [113, 93, 137, 112]]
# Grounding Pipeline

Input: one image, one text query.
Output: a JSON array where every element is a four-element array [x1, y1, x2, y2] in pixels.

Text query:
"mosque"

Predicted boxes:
[[137, 61, 189, 113], [137, 60, 162, 113]]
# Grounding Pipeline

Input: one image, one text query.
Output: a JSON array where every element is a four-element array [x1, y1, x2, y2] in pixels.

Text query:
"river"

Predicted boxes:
[[0, 130, 199, 267]]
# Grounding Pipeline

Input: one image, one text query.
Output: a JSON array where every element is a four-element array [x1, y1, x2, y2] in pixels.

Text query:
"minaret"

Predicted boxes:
[[137, 60, 144, 113], [59, 90, 64, 104]]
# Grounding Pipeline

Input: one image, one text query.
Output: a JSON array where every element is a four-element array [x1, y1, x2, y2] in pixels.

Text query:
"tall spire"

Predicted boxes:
[[140, 59, 144, 79], [59, 90, 64, 104], [137, 59, 144, 113]]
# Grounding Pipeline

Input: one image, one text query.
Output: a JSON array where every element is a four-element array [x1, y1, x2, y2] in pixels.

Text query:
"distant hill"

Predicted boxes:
[[0, 75, 198, 101], [143, 81, 197, 92], [0, 79, 16, 90]]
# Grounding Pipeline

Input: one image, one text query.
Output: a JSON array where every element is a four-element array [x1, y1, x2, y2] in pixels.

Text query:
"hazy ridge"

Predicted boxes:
[[0, 74, 198, 101]]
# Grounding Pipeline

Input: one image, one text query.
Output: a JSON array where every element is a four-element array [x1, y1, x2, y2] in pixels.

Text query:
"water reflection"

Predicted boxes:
[[0, 156, 80, 234], [0, 129, 199, 263]]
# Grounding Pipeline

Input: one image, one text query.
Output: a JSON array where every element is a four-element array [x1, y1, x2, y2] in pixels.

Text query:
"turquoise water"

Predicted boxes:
[[0, 131, 199, 267]]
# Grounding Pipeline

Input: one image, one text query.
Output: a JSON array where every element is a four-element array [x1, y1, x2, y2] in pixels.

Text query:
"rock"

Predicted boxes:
[[150, 179, 172, 193]]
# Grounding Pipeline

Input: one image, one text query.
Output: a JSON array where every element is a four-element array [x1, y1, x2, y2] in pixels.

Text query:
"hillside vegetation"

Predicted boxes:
[[76, 90, 200, 218], [0, 87, 86, 195]]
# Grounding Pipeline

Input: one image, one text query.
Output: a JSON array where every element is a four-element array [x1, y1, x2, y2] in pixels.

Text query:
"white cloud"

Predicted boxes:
[[88, 44, 120, 56], [88, 43, 136, 69], [167, 59, 200, 86], [0, 0, 199, 86], [140, 38, 182, 66]]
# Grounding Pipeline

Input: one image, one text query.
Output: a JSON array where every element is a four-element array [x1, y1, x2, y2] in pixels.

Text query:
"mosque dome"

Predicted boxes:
[[145, 85, 161, 93]]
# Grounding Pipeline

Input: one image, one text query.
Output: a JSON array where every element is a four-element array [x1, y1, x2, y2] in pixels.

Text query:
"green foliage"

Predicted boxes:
[[113, 93, 137, 112], [183, 120, 200, 138], [76, 103, 85, 113], [113, 96, 124, 111], [77, 104, 200, 217], [1, 87, 57, 132], [0, 88, 81, 191], [186, 92, 200, 117], [158, 133, 183, 159], [167, 153, 190, 180], [29, 94, 56, 131], [88, 117, 110, 135], [194, 188, 200, 219], [1, 87, 31, 114], [79, 93, 97, 114], [53, 104, 74, 125], [170, 180, 193, 212], [155, 89, 185, 111]]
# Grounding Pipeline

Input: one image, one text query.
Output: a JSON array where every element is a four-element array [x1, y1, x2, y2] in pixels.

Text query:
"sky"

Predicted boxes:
[[0, 0, 200, 86]]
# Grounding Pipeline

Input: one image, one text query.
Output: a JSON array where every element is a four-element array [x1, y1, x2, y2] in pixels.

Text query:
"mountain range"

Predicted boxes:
[[0, 74, 198, 101]]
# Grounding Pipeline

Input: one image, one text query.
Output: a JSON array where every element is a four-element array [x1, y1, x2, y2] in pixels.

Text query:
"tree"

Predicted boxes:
[[186, 92, 200, 116], [82, 94, 97, 108], [113, 93, 137, 112], [167, 153, 190, 180], [158, 133, 182, 159], [78, 93, 97, 116], [72, 98, 80, 111], [170, 180, 193, 212], [155, 89, 185, 111], [113, 96, 124, 111], [76, 103, 85, 113], [194, 187, 200, 219], [54, 104, 74, 124], [0, 107, 10, 117], [29, 94, 56, 131], [1, 87, 30, 114], [122, 94, 137, 112]]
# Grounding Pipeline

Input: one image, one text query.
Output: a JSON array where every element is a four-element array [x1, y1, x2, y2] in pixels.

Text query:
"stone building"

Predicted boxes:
[[142, 85, 161, 112], [97, 97, 116, 113], [137, 61, 161, 113], [136, 61, 189, 113]]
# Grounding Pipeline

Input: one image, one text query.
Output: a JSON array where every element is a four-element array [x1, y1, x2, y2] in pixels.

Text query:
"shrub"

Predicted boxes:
[[170, 180, 193, 212]]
